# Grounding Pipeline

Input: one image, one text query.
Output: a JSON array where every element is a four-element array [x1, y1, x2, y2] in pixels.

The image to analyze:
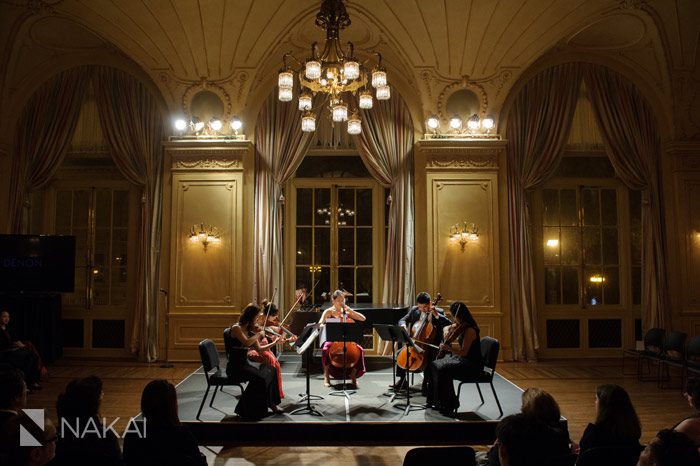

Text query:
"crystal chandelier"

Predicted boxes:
[[278, 0, 390, 134]]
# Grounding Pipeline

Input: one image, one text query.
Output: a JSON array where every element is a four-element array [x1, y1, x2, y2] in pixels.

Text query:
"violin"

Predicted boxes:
[[396, 293, 443, 372], [264, 315, 298, 342]]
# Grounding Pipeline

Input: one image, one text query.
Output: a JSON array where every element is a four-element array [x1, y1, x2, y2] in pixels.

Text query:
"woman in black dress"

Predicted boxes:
[[578, 384, 642, 454], [227, 304, 283, 420], [425, 301, 483, 416]]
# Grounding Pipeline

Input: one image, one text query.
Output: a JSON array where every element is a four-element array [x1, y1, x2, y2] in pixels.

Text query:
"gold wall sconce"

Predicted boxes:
[[189, 223, 220, 251], [450, 222, 479, 252]]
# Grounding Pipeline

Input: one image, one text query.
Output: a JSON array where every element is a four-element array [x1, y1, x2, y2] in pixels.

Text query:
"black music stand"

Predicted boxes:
[[290, 323, 324, 416], [322, 320, 365, 398], [392, 327, 426, 415], [374, 324, 403, 395]]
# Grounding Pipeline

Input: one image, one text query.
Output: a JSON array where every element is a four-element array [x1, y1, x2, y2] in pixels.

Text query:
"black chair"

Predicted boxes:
[[576, 445, 643, 466], [622, 327, 665, 380], [403, 446, 475, 466], [454, 336, 503, 417], [685, 335, 700, 383], [658, 330, 688, 390], [196, 338, 246, 420]]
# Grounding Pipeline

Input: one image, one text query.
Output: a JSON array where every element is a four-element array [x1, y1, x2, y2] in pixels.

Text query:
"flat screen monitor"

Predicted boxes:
[[0, 235, 76, 293]]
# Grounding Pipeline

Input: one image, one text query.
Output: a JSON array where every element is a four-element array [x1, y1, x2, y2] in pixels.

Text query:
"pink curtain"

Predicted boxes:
[[8, 68, 90, 232], [584, 65, 670, 331], [93, 67, 165, 362], [506, 63, 583, 361], [353, 96, 415, 305], [253, 91, 315, 304]]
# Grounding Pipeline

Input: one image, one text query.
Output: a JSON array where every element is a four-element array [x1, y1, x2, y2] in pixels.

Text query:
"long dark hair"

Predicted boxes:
[[56, 376, 103, 421], [521, 387, 561, 427], [262, 300, 279, 317], [238, 304, 260, 332], [450, 301, 478, 330], [141, 379, 180, 425], [595, 384, 641, 440]]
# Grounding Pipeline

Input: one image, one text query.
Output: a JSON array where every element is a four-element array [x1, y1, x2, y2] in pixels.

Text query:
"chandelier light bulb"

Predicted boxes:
[[278, 87, 293, 102], [305, 60, 321, 80], [449, 116, 462, 131], [359, 90, 373, 109], [371, 69, 387, 88], [426, 115, 440, 131], [174, 118, 187, 132], [344, 61, 360, 80], [347, 113, 362, 135], [482, 115, 495, 131], [209, 117, 223, 132], [230, 116, 242, 133], [278, 70, 294, 89], [332, 102, 348, 122], [376, 85, 390, 100], [191, 116, 205, 133], [467, 113, 481, 131], [298, 93, 312, 111], [301, 111, 316, 132]]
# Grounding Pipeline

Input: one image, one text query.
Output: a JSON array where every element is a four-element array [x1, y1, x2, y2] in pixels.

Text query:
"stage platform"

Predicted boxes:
[[178, 353, 525, 446]]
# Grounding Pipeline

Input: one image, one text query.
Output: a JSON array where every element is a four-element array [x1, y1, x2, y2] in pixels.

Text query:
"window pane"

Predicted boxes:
[[338, 267, 354, 298], [314, 189, 330, 225], [582, 189, 600, 226], [603, 267, 620, 305], [297, 188, 313, 225], [338, 189, 355, 227], [295, 266, 312, 299], [296, 227, 312, 265], [602, 228, 619, 265], [583, 228, 601, 265], [315, 267, 331, 305], [584, 269, 602, 306], [545, 267, 561, 305], [357, 228, 372, 265], [601, 189, 617, 226], [560, 190, 578, 226], [560, 227, 581, 265], [543, 189, 560, 226], [357, 189, 372, 226], [95, 190, 111, 228], [543, 227, 561, 264], [74, 190, 90, 228], [356, 267, 372, 303], [338, 228, 354, 265], [632, 266, 642, 305], [562, 267, 579, 304], [56, 191, 72, 230], [314, 227, 330, 265]]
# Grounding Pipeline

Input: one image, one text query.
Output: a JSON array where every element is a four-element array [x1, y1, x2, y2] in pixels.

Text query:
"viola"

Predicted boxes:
[[437, 321, 468, 359], [264, 315, 297, 341], [327, 307, 362, 369], [396, 293, 443, 372]]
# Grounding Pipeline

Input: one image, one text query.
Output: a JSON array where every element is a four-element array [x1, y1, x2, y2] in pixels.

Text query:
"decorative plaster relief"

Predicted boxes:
[[425, 149, 499, 169], [173, 158, 241, 170]]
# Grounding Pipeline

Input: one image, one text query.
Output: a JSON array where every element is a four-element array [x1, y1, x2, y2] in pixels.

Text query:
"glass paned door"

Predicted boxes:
[[295, 185, 375, 306]]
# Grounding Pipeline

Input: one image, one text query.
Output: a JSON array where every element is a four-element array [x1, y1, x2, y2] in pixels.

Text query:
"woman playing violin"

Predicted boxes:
[[247, 301, 288, 398], [227, 304, 283, 419], [262, 301, 298, 345], [318, 290, 367, 388], [425, 301, 483, 417]]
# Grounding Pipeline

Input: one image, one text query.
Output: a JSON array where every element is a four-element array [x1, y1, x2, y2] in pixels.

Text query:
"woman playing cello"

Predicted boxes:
[[318, 290, 367, 388], [425, 301, 483, 417]]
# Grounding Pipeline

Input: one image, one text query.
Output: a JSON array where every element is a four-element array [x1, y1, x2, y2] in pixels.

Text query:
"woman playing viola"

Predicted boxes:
[[247, 301, 287, 398], [227, 304, 283, 419], [318, 290, 367, 388], [425, 301, 483, 417], [262, 301, 297, 345]]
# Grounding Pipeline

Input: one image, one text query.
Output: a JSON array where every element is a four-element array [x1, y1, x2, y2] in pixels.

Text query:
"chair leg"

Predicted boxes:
[[209, 384, 218, 407], [197, 385, 210, 420], [475, 383, 485, 404], [490, 381, 503, 417]]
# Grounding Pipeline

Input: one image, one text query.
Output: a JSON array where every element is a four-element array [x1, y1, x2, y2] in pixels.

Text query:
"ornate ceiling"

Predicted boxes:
[[0, 0, 699, 140]]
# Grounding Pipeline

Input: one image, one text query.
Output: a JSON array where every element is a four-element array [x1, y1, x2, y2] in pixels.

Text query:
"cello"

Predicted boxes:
[[327, 306, 362, 369], [395, 293, 443, 372]]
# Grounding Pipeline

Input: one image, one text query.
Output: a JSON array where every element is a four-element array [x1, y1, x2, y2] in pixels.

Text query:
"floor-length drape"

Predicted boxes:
[[353, 97, 415, 305], [506, 63, 583, 361], [8, 68, 90, 232], [584, 65, 670, 331], [254, 92, 315, 303], [93, 67, 164, 362]]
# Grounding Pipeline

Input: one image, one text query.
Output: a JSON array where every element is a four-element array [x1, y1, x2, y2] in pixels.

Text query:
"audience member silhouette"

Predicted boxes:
[[0, 413, 56, 466], [123, 379, 206, 466], [673, 378, 700, 446], [0, 310, 42, 390], [50, 376, 123, 466], [578, 384, 642, 454], [495, 413, 572, 466], [0, 369, 27, 428], [636, 429, 700, 466]]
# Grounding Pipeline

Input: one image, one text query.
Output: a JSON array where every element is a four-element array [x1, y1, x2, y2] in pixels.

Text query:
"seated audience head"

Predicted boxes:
[[449, 301, 478, 329], [56, 376, 103, 422], [141, 379, 180, 426], [238, 304, 261, 330], [0, 413, 56, 466], [595, 383, 641, 440], [521, 387, 561, 427], [1, 309, 9, 326], [684, 378, 700, 411], [637, 429, 700, 466], [0, 369, 27, 412], [496, 413, 568, 466], [416, 292, 431, 305]]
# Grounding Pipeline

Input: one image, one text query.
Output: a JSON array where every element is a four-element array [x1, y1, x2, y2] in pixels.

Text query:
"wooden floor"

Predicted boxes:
[[26, 357, 693, 465]]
